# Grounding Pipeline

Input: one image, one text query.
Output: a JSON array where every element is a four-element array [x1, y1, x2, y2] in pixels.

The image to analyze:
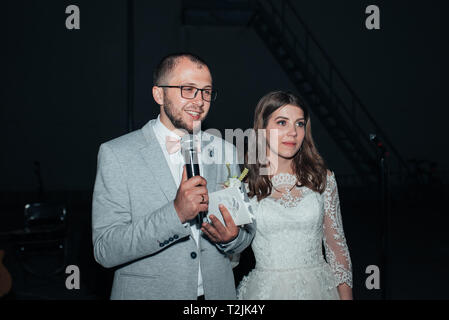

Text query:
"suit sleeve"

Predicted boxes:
[[91, 144, 191, 268]]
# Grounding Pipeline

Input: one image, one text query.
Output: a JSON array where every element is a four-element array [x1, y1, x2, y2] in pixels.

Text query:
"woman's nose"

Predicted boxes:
[[287, 125, 298, 136]]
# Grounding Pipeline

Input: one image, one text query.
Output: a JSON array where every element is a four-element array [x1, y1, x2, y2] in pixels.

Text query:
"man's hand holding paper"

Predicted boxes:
[[201, 204, 239, 244], [200, 186, 254, 244]]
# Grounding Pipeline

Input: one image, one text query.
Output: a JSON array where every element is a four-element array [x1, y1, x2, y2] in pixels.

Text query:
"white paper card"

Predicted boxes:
[[206, 186, 253, 226]]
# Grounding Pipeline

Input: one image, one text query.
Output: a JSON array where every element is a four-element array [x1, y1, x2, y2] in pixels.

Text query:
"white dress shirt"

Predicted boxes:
[[152, 115, 204, 297]]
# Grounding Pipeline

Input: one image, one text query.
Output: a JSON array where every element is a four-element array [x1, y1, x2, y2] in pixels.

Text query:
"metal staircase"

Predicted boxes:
[[182, 0, 410, 184]]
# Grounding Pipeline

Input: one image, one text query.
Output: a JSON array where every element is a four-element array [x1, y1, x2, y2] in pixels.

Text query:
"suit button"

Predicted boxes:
[[159, 243, 164, 247], [164, 240, 169, 245], [174, 234, 179, 239], [169, 237, 173, 242], [190, 252, 197, 259]]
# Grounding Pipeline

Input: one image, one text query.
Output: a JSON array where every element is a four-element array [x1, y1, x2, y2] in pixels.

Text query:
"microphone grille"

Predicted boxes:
[[180, 134, 195, 150]]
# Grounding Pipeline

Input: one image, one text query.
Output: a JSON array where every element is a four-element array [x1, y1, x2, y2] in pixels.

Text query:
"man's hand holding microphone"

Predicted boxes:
[[174, 165, 239, 244], [174, 165, 208, 224]]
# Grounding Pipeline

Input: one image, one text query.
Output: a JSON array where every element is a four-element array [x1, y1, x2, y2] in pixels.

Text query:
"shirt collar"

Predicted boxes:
[[153, 114, 202, 145]]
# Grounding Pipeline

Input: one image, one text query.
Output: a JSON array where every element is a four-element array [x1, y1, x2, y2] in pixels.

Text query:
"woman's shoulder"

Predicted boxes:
[[325, 169, 337, 182]]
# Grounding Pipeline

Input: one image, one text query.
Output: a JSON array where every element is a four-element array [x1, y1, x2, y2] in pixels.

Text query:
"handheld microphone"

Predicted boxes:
[[180, 134, 205, 226], [181, 134, 200, 179]]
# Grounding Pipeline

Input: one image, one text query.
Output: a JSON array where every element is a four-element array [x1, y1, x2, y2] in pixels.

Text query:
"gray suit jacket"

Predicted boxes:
[[92, 119, 255, 300]]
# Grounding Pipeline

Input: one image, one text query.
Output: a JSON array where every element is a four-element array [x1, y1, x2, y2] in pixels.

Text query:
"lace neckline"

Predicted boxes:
[[270, 173, 309, 208], [271, 173, 297, 189]]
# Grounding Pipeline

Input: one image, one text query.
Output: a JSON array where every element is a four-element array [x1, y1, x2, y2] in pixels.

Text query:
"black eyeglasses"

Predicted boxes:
[[157, 85, 217, 102]]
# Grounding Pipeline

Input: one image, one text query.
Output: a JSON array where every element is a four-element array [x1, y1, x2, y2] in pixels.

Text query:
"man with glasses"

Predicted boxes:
[[92, 53, 255, 300]]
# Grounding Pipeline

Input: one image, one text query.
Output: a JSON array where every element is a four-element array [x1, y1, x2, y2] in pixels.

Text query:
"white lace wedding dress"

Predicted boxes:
[[237, 171, 352, 300]]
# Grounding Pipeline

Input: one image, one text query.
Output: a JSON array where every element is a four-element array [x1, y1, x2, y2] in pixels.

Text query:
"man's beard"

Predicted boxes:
[[163, 98, 204, 134]]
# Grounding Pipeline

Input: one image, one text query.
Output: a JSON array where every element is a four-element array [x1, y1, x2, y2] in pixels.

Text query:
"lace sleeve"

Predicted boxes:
[[323, 171, 353, 288]]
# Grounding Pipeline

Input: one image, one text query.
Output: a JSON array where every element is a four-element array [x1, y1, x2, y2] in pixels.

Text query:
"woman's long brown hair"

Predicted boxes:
[[245, 91, 328, 201]]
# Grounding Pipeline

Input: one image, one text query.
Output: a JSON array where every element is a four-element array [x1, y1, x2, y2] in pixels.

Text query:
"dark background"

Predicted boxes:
[[1, 0, 448, 300]]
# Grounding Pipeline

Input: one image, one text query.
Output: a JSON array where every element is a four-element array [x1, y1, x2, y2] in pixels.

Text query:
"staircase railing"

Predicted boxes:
[[253, 0, 410, 180]]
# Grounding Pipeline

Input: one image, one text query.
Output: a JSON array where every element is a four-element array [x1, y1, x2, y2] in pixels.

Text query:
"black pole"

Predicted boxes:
[[380, 154, 390, 299], [126, 0, 135, 132], [33, 161, 44, 202], [370, 134, 390, 300]]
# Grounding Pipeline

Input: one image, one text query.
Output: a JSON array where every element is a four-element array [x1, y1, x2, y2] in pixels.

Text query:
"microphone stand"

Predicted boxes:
[[370, 134, 391, 300]]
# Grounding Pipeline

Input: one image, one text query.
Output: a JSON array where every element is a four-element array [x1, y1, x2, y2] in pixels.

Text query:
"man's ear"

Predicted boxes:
[[152, 86, 164, 106]]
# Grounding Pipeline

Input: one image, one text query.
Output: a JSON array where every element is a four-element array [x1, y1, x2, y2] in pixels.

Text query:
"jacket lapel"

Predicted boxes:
[[140, 120, 178, 201], [200, 132, 219, 193], [140, 121, 220, 200]]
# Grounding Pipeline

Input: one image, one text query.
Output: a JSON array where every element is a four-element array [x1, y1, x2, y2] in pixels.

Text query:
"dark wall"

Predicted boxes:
[[3, 0, 448, 192], [3, 0, 448, 193], [2, 0, 128, 192]]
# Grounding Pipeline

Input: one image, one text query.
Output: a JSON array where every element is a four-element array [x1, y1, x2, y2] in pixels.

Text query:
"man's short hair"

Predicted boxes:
[[153, 53, 211, 86]]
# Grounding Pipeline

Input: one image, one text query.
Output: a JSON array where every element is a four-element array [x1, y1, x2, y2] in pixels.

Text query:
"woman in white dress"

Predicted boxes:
[[237, 91, 353, 300]]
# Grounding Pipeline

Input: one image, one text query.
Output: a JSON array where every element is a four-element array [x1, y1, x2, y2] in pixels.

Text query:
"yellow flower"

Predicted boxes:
[[223, 163, 249, 187]]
